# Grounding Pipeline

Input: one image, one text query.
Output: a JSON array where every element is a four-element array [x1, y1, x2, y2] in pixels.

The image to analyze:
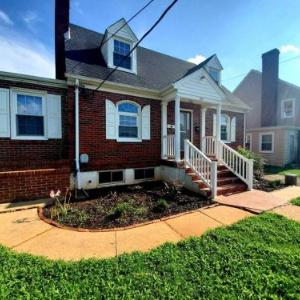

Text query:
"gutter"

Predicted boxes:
[[75, 78, 81, 189]]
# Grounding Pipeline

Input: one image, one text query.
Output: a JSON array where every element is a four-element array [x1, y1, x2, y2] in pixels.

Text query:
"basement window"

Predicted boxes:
[[99, 170, 124, 184], [134, 168, 155, 180]]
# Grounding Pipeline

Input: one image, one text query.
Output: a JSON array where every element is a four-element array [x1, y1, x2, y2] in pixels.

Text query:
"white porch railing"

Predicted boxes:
[[202, 136, 217, 156], [217, 141, 253, 190], [184, 139, 218, 198], [166, 134, 175, 158]]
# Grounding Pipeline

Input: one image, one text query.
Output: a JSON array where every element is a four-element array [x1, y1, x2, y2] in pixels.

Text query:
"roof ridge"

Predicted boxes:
[[69, 22, 196, 67]]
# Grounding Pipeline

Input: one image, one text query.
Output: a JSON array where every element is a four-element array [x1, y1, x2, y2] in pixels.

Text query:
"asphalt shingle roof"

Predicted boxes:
[[65, 24, 198, 90]]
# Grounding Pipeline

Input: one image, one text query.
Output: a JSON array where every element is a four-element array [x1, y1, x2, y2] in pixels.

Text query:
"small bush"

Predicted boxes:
[[153, 198, 169, 213], [290, 197, 300, 206], [108, 201, 148, 220], [237, 147, 265, 179]]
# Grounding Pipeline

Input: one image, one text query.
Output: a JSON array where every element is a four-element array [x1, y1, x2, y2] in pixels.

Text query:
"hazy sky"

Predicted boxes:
[[0, 0, 299, 90]]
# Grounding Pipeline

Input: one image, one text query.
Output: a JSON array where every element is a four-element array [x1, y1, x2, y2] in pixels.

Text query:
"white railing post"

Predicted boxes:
[[184, 139, 189, 163], [247, 159, 254, 190], [175, 95, 181, 162], [211, 161, 218, 199], [161, 101, 168, 159], [201, 108, 206, 152]]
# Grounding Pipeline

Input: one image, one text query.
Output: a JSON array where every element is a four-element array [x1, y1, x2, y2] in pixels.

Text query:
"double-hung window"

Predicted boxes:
[[14, 93, 45, 138], [259, 132, 274, 153], [113, 40, 131, 70], [208, 67, 220, 83], [118, 102, 140, 140], [220, 114, 230, 142], [281, 99, 295, 119]]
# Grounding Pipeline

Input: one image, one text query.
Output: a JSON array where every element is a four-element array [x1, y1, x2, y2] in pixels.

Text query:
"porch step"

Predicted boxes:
[[185, 164, 247, 197]]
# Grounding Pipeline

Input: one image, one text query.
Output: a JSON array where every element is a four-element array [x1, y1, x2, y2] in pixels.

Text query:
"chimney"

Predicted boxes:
[[261, 48, 279, 127], [55, 0, 70, 80]]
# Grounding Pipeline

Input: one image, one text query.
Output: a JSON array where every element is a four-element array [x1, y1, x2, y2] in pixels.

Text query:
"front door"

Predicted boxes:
[[180, 111, 192, 151], [289, 133, 296, 163]]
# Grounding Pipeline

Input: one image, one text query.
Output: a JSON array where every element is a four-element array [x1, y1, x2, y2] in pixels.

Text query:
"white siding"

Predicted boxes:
[[175, 71, 224, 102]]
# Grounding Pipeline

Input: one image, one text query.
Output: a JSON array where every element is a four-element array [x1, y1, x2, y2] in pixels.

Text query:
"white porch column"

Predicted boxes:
[[175, 95, 181, 162], [201, 107, 207, 152], [161, 101, 168, 159], [216, 104, 221, 142]]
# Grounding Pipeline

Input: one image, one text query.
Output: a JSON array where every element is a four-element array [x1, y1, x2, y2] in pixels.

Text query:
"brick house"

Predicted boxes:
[[0, 0, 253, 203]]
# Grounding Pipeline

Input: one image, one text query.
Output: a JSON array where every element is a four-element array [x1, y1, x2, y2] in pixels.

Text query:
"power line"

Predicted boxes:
[[94, 0, 179, 91], [69, 0, 155, 74], [223, 54, 300, 83], [100, 0, 155, 48]]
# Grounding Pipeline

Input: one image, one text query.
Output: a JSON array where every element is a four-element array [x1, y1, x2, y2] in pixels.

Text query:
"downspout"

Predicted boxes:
[[75, 78, 81, 189]]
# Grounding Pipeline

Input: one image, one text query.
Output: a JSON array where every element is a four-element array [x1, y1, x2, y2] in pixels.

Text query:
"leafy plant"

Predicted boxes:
[[153, 198, 169, 213], [49, 189, 72, 220], [290, 197, 300, 206], [237, 146, 265, 179]]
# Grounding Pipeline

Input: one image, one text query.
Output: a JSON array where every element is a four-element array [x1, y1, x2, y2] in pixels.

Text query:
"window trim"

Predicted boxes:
[[220, 114, 230, 143], [112, 38, 135, 73], [116, 100, 142, 142], [245, 133, 252, 151], [10, 89, 48, 140], [281, 98, 295, 119], [259, 132, 274, 153]]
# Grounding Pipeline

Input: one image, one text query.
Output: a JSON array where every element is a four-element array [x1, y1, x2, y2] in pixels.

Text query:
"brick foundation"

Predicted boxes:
[[0, 167, 71, 204]]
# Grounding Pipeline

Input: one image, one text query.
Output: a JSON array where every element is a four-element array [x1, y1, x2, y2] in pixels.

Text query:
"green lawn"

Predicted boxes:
[[265, 165, 300, 177], [0, 213, 300, 299], [290, 197, 300, 206]]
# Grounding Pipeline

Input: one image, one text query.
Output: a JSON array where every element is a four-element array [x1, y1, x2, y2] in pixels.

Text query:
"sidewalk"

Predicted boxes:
[[0, 205, 252, 261]]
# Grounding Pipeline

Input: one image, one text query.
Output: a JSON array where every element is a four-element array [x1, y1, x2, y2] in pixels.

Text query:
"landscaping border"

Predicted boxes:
[[38, 203, 219, 232]]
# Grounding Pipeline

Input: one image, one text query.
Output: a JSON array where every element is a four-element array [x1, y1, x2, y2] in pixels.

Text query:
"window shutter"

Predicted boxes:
[[230, 117, 236, 142], [213, 114, 216, 137], [106, 99, 116, 139], [47, 94, 62, 139], [142, 105, 150, 140], [0, 88, 10, 138]]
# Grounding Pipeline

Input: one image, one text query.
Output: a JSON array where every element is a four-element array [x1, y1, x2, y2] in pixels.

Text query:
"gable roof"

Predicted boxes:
[[234, 69, 300, 100], [65, 24, 196, 90]]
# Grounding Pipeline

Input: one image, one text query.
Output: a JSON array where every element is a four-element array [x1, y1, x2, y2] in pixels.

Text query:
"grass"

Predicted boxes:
[[290, 197, 300, 206], [265, 165, 300, 177], [0, 213, 300, 299]]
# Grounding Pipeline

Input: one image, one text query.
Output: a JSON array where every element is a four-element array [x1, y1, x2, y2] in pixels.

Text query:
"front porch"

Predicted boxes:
[[160, 95, 253, 198]]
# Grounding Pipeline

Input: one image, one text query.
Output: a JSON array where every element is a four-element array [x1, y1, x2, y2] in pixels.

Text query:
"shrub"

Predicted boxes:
[[153, 198, 169, 213], [108, 201, 147, 219], [237, 147, 265, 179]]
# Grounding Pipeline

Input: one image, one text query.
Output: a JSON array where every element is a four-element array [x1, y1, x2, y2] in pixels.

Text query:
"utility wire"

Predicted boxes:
[[100, 0, 155, 48], [223, 54, 300, 83], [94, 0, 179, 91], [69, 0, 155, 74]]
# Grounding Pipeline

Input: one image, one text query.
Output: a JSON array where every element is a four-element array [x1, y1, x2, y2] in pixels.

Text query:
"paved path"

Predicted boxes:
[[216, 186, 300, 213], [0, 205, 253, 261]]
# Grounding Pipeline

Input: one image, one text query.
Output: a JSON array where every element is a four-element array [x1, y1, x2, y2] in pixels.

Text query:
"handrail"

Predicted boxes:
[[165, 134, 175, 158], [217, 140, 253, 189], [202, 136, 217, 156], [184, 139, 217, 198]]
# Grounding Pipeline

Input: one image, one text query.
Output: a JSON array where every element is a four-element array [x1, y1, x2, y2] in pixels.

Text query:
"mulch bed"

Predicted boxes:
[[43, 181, 211, 229], [253, 179, 286, 192]]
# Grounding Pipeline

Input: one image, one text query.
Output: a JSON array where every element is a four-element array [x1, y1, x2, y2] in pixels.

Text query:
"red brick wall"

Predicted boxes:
[[0, 167, 70, 204], [206, 108, 244, 149], [69, 88, 161, 171], [167, 101, 201, 149], [0, 79, 70, 171]]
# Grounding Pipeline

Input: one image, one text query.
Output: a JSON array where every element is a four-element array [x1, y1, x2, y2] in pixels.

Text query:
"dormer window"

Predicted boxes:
[[113, 40, 131, 70], [208, 67, 220, 83]]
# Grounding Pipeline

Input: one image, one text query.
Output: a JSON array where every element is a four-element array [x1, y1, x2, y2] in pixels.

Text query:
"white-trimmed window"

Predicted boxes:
[[220, 114, 230, 142], [113, 39, 132, 70], [259, 132, 274, 153], [281, 99, 295, 119], [245, 133, 252, 150], [208, 67, 220, 83], [117, 101, 140, 140], [11, 90, 47, 140]]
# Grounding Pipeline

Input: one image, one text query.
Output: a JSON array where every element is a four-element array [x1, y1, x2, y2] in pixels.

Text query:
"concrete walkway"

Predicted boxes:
[[216, 186, 300, 213], [0, 205, 253, 261]]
